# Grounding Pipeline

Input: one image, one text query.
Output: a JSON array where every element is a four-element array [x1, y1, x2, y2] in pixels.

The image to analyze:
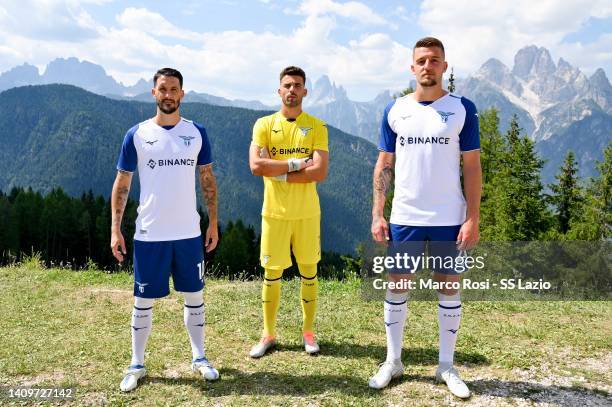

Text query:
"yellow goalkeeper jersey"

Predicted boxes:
[[252, 111, 329, 220]]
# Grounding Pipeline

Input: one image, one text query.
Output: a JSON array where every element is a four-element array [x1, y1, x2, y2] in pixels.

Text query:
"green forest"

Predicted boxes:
[[0, 106, 609, 279]]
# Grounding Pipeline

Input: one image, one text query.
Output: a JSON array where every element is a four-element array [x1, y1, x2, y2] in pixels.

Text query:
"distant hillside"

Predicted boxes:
[[0, 84, 377, 253]]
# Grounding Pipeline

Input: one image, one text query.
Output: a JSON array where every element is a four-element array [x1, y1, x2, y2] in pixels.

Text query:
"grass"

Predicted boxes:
[[0, 265, 610, 406]]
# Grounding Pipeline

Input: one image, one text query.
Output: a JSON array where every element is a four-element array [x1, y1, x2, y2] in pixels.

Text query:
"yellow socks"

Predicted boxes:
[[298, 263, 318, 334], [262, 268, 282, 337]]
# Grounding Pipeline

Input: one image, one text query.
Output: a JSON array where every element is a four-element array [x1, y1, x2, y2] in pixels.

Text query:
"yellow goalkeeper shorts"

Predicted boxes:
[[260, 215, 321, 270]]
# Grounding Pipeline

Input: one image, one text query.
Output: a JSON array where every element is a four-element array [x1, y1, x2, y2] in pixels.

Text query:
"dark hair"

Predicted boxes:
[[279, 66, 306, 84], [413, 37, 445, 55], [153, 68, 183, 88]]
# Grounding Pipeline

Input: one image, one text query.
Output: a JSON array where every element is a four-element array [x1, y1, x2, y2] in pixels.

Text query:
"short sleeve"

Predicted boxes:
[[313, 121, 329, 152], [252, 117, 268, 147], [459, 97, 480, 152], [378, 101, 397, 153], [193, 122, 213, 165], [117, 125, 138, 172]]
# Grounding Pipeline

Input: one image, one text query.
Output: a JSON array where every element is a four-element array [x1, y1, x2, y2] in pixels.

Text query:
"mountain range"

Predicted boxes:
[[0, 85, 376, 253], [456, 46, 612, 181], [1, 46, 610, 181]]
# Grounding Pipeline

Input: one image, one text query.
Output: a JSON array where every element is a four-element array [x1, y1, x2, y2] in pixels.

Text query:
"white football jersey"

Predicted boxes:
[[378, 93, 480, 226], [117, 118, 212, 241]]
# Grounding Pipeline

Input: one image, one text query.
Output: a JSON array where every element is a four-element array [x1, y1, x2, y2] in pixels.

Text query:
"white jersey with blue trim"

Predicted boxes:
[[117, 117, 213, 242], [378, 93, 480, 226]]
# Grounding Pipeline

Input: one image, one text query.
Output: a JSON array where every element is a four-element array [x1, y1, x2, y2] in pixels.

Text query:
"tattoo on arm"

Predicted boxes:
[[199, 165, 218, 223], [111, 172, 132, 230], [373, 162, 393, 209]]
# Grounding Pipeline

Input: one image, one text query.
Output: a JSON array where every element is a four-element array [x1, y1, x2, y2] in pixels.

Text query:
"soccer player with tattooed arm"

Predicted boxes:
[[110, 67, 220, 392], [369, 37, 482, 399]]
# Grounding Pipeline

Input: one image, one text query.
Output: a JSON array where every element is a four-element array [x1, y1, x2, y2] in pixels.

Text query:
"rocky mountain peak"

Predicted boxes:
[[512, 45, 556, 80]]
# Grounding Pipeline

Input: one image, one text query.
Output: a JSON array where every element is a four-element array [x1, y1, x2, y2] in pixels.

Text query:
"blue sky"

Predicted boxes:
[[0, 0, 610, 103]]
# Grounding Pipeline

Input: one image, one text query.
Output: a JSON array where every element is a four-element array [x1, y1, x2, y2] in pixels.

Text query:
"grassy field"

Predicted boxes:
[[0, 264, 610, 406]]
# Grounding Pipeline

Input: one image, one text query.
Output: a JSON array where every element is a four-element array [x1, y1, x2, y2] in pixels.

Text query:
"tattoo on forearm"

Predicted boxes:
[[111, 183, 130, 229], [374, 165, 392, 192], [199, 165, 218, 221]]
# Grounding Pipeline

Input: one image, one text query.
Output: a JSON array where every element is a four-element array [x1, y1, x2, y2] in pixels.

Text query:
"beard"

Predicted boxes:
[[418, 77, 438, 87], [157, 98, 180, 114], [282, 94, 301, 107]]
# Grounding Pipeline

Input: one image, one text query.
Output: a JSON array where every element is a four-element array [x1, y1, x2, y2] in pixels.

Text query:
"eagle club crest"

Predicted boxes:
[[298, 127, 312, 137], [437, 111, 455, 123], [178, 135, 195, 146]]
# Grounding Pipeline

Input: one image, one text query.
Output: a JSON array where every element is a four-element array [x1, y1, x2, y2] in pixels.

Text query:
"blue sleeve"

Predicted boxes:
[[117, 125, 138, 172], [378, 100, 397, 152], [459, 97, 480, 151], [194, 122, 213, 165]]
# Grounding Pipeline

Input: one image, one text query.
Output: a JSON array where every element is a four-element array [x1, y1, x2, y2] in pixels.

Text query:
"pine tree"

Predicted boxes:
[[489, 115, 551, 240], [478, 108, 508, 240], [567, 143, 611, 240], [549, 151, 582, 234], [448, 67, 455, 93]]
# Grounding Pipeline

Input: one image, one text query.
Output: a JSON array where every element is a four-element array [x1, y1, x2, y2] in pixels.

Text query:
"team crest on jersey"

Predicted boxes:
[[178, 135, 195, 146], [298, 127, 312, 137], [135, 281, 149, 294], [437, 111, 455, 123]]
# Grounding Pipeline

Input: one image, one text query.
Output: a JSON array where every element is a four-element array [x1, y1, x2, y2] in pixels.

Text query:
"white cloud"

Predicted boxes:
[[418, 0, 612, 77], [292, 0, 388, 26], [116, 7, 203, 41]]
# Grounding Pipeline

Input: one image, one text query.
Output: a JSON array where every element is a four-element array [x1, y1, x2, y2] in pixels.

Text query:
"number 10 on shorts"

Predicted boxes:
[[196, 261, 205, 282]]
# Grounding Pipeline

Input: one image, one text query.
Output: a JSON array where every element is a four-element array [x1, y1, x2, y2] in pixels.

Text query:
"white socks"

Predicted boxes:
[[183, 290, 206, 361], [130, 297, 154, 367], [438, 292, 462, 368], [384, 290, 408, 362]]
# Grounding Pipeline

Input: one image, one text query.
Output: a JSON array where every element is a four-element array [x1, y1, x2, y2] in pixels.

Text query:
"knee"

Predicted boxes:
[[183, 290, 203, 306], [298, 264, 317, 280], [264, 268, 283, 281], [134, 296, 154, 308]]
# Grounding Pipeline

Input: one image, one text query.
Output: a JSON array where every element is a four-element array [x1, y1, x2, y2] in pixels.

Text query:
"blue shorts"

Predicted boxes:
[[389, 224, 462, 275], [133, 235, 205, 298]]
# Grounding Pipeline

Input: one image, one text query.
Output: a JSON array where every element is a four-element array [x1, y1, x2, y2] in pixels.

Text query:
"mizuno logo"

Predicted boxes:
[[132, 326, 147, 331], [178, 135, 195, 146], [437, 111, 455, 123], [262, 300, 271, 303], [302, 299, 313, 303], [447, 329, 458, 334], [145, 140, 158, 145], [272, 129, 281, 133], [400, 115, 411, 120], [385, 321, 399, 326], [194, 323, 205, 327]]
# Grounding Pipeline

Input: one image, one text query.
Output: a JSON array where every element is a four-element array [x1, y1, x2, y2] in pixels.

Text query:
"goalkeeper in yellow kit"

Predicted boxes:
[[248, 66, 329, 357]]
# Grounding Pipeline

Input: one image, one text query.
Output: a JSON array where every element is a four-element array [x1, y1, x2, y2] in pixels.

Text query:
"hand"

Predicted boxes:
[[457, 218, 479, 250], [205, 223, 219, 252], [110, 229, 127, 262], [288, 157, 314, 172], [371, 216, 390, 243]]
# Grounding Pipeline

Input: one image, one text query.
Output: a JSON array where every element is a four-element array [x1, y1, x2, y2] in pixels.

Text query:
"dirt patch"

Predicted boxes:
[[17, 371, 65, 386]]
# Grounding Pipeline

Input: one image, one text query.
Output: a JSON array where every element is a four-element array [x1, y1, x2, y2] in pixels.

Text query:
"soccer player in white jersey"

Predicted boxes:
[[110, 68, 220, 392], [369, 37, 482, 398]]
